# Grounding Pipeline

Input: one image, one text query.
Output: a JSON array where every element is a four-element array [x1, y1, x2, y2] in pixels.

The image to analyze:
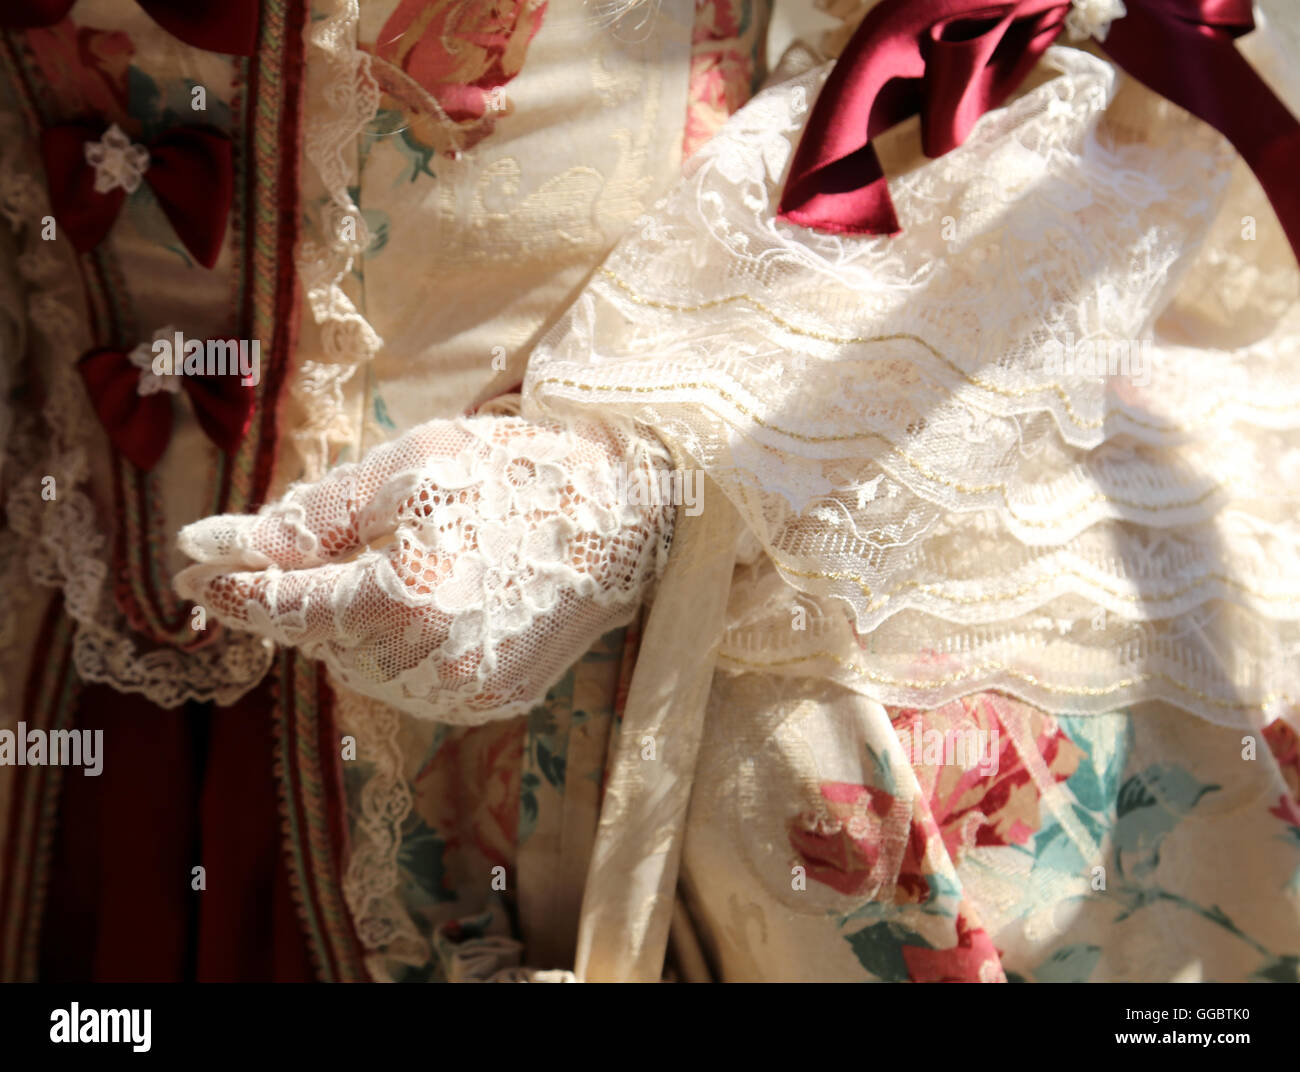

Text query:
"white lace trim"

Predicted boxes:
[[289, 0, 383, 481], [335, 688, 429, 981]]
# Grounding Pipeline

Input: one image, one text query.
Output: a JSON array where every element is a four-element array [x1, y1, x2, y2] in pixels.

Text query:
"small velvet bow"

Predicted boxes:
[[78, 339, 255, 471], [779, 0, 1300, 265], [41, 121, 233, 269]]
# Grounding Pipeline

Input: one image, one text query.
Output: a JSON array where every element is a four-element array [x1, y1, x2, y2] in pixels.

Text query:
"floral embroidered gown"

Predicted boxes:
[[3, 0, 1300, 985]]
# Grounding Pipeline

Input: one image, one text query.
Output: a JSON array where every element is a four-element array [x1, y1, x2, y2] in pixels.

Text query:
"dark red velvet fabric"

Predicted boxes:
[[38, 679, 315, 983], [76, 343, 255, 472]]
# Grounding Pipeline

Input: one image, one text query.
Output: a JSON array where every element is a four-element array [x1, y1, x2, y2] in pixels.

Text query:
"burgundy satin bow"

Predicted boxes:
[[778, 0, 1300, 264], [0, 0, 258, 56], [78, 345, 255, 471], [41, 122, 233, 269]]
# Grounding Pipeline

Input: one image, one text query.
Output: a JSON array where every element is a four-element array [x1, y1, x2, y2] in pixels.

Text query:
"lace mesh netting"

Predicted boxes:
[[524, 46, 1300, 728], [177, 415, 675, 723]]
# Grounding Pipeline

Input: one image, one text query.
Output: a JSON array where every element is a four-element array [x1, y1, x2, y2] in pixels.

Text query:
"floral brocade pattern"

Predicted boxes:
[[690, 683, 1300, 982], [362, 0, 547, 158], [684, 0, 767, 159]]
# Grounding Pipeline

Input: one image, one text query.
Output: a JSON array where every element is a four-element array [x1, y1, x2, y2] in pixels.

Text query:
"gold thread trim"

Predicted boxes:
[[718, 648, 1283, 713], [531, 373, 1226, 524], [593, 267, 1300, 431], [764, 555, 1300, 609]]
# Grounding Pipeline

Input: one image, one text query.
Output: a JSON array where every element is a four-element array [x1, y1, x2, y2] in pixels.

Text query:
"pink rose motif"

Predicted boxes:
[[1268, 792, 1300, 831], [691, 0, 747, 45], [788, 782, 887, 897], [788, 782, 945, 904], [366, 0, 547, 156], [683, 0, 761, 159], [1264, 717, 1300, 803], [414, 717, 524, 874], [683, 50, 754, 159], [891, 693, 1083, 864], [901, 912, 1006, 983]]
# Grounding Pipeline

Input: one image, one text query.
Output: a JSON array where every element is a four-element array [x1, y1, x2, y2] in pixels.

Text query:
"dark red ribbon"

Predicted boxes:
[[41, 122, 233, 269], [778, 0, 1300, 265], [0, 0, 258, 56], [78, 344, 255, 471]]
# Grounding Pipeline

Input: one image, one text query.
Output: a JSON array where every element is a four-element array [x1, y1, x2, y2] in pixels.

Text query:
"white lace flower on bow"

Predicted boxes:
[[83, 124, 151, 195], [1065, 0, 1127, 42], [128, 325, 182, 396]]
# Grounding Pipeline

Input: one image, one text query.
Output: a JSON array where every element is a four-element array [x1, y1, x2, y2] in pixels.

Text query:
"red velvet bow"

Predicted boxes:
[[778, 0, 1300, 265], [78, 344, 255, 471], [41, 122, 233, 269], [0, 0, 258, 56]]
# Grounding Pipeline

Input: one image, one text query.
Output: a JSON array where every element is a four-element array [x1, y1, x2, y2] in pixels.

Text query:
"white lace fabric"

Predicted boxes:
[[176, 415, 675, 723], [523, 46, 1300, 728], [286, 0, 383, 485]]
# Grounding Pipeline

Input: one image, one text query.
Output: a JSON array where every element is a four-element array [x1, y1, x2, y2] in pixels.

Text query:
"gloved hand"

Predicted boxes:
[[175, 414, 676, 723]]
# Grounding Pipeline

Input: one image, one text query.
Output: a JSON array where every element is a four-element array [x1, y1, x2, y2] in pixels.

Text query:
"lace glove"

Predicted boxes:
[[174, 415, 676, 723]]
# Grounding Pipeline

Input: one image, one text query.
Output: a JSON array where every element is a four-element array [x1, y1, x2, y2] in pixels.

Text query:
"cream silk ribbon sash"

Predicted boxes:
[[574, 479, 741, 982]]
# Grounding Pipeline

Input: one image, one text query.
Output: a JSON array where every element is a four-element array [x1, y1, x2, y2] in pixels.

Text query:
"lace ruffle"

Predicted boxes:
[[289, 0, 383, 482], [525, 47, 1300, 728]]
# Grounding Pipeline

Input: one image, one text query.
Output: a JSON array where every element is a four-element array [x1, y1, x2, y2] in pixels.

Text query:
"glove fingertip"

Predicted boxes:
[[172, 562, 213, 604], [177, 515, 274, 568]]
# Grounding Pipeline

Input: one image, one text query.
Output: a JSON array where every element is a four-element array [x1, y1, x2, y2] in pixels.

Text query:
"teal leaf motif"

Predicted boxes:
[[919, 870, 963, 915], [1253, 954, 1300, 983], [528, 706, 559, 740], [373, 394, 397, 431], [536, 740, 566, 790], [1036, 943, 1102, 983], [1032, 804, 1106, 876], [1057, 713, 1130, 817], [866, 743, 897, 796], [519, 771, 540, 845], [845, 921, 932, 982], [396, 817, 456, 904], [361, 208, 390, 257], [1114, 765, 1220, 876]]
